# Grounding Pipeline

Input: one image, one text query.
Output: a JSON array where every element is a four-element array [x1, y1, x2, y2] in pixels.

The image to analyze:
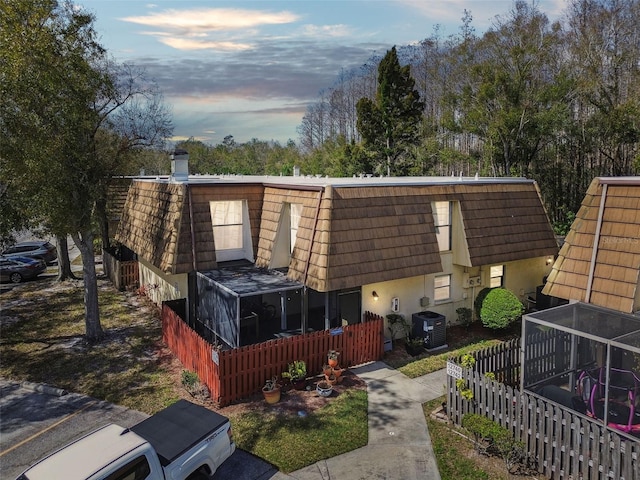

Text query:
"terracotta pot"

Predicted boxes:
[[322, 365, 332, 377], [262, 386, 281, 404], [328, 358, 338, 368], [332, 367, 343, 378], [325, 373, 337, 386]]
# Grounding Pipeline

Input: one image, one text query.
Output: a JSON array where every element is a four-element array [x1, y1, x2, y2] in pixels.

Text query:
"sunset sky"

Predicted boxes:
[[79, 0, 568, 145]]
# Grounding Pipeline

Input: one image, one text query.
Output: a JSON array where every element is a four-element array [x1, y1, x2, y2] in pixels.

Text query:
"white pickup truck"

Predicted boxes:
[[16, 400, 236, 480]]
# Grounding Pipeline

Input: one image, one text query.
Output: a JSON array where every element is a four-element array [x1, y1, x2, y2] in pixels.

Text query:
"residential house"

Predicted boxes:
[[114, 153, 558, 348], [543, 176, 640, 313]]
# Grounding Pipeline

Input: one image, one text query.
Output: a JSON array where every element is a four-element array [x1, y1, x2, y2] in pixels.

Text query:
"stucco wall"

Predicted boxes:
[[362, 254, 553, 337], [138, 257, 188, 307]]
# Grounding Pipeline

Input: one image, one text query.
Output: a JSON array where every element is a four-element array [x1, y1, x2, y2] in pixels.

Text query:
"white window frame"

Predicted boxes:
[[434, 274, 451, 302], [289, 203, 303, 253], [490, 265, 504, 288], [209, 200, 253, 262], [433, 201, 451, 251]]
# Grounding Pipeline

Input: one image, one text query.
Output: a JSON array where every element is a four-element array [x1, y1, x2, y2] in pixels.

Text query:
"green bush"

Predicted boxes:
[[479, 288, 523, 329], [181, 370, 199, 388], [456, 307, 473, 327], [462, 413, 527, 473], [473, 287, 493, 320]]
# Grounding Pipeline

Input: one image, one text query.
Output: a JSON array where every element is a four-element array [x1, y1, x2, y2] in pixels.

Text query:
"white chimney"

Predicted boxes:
[[170, 149, 189, 182]]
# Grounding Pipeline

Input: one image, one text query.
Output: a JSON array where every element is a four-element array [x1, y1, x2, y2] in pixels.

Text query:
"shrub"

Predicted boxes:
[[474, 287, 493, 320], [461, 413, 528, 473], [479, 288, 523, 329], [181, 369, 199, 388], [386, 313, 409, 339], [456, 307, 473, 327]]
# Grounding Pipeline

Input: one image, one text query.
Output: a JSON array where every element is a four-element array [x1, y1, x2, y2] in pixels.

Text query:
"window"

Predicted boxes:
[[433, 201, 451, 251], [490, 265, 504, 288], [210, 200, 243, 250], [289, 203, 303, 253], [209, 200, 253, 262], [434, 274, 451, 302], [104, 455, 151, 480]]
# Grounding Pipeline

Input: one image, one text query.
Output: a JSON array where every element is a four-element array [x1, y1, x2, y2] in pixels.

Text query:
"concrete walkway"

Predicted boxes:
[[272, 362, 448, 480]]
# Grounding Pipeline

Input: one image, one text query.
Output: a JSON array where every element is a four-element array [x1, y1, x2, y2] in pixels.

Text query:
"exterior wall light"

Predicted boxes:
[[372, 291, 379, 300], [546, 256, 554, 265]]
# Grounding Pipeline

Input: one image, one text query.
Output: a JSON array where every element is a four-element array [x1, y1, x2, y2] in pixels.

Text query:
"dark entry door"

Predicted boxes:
[[338, 290, 361, 325]]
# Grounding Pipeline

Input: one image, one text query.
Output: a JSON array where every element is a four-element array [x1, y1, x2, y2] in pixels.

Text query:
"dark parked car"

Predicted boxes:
[[0, 256, 47, 283], [2, 241, 57, 264]]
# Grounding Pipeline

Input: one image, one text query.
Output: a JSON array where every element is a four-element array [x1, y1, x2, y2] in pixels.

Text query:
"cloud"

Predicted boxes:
[[158, 37, 253, 51], [121, 8, 300, 51], [300, 24, 353, 38]]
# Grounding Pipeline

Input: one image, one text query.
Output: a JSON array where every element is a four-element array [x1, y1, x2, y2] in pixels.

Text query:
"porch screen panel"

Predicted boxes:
[[196, 276, 239, 348]]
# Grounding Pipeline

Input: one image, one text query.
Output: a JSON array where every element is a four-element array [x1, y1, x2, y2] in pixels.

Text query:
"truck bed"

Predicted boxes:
[[130, 399, 229, 466]]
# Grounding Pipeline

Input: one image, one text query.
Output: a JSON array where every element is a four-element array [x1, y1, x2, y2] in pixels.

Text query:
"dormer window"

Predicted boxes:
[[210, 200, 253, 262], [433, 201, 451, 251]]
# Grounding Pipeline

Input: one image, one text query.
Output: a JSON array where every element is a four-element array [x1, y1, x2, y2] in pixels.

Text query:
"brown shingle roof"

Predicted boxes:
[[543, 177, 640, 313], [115, 181, 185, 274], [116, 176, 557, 290], [458, 182, 557, 265]]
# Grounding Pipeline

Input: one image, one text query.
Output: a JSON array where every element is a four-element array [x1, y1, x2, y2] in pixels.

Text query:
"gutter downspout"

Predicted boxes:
[[585, 182, 607, 303]]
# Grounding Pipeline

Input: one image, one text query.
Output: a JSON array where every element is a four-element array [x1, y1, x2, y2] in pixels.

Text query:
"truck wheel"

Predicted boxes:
[[10, 272, 22, 283]]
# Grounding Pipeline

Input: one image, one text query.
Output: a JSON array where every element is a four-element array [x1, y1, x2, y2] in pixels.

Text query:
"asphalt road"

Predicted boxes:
[[0, 380, 280, 480], [0, 380, 149, 479]]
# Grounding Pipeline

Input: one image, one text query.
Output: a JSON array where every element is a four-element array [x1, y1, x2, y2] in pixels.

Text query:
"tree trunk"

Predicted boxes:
[[71, 230, 103, 342], [95, 196, 111, 251], [56, 235, 77, 281]]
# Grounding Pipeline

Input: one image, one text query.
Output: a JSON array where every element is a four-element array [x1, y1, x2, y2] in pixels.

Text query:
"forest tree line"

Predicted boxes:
[[176, 0, 639, 232]]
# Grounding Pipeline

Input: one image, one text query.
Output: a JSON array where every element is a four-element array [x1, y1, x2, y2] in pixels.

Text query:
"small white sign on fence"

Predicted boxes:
[[446, 361, 462, 379], [212, 348, 219, 365]]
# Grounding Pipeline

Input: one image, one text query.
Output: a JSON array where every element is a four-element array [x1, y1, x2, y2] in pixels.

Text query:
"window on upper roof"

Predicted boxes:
[[290, 203, 303, 253], [210, 200, 253, 262], [432, 201, 451, 251], [490, 265, 504, 288]]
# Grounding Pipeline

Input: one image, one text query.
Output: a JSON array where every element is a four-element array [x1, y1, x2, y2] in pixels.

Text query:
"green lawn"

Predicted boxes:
[[228, 389, 368, 473]]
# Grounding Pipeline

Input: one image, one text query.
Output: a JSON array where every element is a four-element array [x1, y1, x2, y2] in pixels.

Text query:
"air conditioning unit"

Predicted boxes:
[[463, 273, 482, 288]]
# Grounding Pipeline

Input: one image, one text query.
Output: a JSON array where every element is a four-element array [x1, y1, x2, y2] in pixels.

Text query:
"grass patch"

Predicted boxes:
[[228, 389, 368, 473], [423, 397, 491, 479], [0, 277, 181, 413], [396, 339, 504, 378]]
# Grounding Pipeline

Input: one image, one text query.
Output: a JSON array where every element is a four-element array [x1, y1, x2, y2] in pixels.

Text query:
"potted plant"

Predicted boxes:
[[316, 380, 333, 397], [262, 376, 280, 404], [322, 364, 333, 377], [329, 366, 344, 383], [327, 350, 340, 368], [282, 360, 307, 390], [325, 371, 338, 386]]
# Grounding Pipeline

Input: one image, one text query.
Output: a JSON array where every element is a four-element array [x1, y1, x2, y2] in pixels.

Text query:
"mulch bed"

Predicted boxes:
[[216, 370, 366, 417]]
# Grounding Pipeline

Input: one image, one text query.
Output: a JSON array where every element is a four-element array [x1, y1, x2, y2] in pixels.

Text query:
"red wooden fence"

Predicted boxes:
[[162, 304, 385, 406]]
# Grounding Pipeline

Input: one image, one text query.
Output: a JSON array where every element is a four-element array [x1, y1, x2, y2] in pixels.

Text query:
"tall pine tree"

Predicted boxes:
[[356, 46, 424, 176]]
